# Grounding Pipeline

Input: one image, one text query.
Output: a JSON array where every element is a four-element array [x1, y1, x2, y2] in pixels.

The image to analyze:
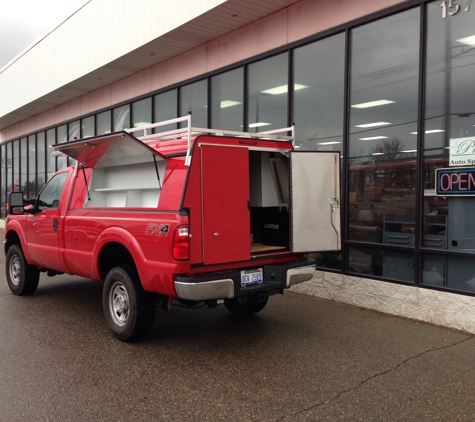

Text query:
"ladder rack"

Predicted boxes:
[[125, 114, 295, 166]]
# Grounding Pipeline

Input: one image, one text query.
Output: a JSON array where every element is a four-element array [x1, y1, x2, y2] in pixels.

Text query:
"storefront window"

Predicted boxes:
[[1, 144, 5, 218], [211, 68, 244, 131], [422, 2, 475, 292], [180, 80, 207, 128], [46, 128, 56, 178], [68, 120, 80, 140], [348, 9, 420, 278], [97, 110, 111, 135], [293, 34, 345, 271], [56, 125, 68, 169], [113, 105, 130, 131], [6, 143, 12, 198], [37, 132, 46, 191], [27, 135, 36, 198], [82, 116, 94, 138], [20, 138, 27, 193], [132, 97, 151, 136], [293, 34, 345, 151], [13, 140, 19, 193], [247, 53, 288, 132], [154, 89, 177, 133]]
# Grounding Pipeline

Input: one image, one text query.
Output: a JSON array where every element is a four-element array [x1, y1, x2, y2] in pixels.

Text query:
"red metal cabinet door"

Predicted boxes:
[[201, 144, 251, 265]]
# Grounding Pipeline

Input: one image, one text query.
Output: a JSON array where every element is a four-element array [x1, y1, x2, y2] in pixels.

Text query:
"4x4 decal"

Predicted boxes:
[[145, 223, 170, 236]]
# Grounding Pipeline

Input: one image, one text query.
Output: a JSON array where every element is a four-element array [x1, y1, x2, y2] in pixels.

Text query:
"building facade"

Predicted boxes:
[[1, 0, 475, 332]]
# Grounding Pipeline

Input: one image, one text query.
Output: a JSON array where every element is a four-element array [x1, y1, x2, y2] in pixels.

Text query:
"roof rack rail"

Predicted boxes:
[[125, 114, 295, 166]]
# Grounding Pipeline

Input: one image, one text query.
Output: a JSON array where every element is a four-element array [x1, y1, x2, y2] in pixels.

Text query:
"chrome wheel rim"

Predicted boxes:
[[109, 281, 130, 327], [9, 255, 21, 286]]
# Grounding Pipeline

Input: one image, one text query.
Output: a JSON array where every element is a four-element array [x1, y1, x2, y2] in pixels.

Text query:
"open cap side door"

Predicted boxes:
[[290, 151, 341, 253], [53, 131, 165, 168]]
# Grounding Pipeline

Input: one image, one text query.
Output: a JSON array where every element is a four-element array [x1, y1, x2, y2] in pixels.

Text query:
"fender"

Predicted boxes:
[[4, 219, 34, 264], [91, 226, 148, 282]]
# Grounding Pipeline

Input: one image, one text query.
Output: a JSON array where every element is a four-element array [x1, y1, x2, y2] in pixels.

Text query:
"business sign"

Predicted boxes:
[[449, 137, 475, 166], [436, 167, 475, 196]]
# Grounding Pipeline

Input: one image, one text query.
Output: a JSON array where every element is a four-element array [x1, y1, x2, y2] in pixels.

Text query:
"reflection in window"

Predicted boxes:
[[97, 110, 111, 135], [132, 97, 152, 136], [37, 132, 46, 192], [348, 9, 420, 260], [13, 140, 19, 193], [38, 171, 68, 210], [56, 125, 68, 169], [82, 116, 94, 138], [68, 120, 80, 140], [20, 138, 28, 193], [211, 68, 243, 131], [347, 246, 382, 276], [180, 80, 207, 128], [293, 34, 345, 151], [1, 144, 5, 218], [28, 135, 36, 198], [247, 53, 288, 132], [154, 89, 177, 133], [293, 34, 345, 271], [422, 252, 475, 293], [7, 143, 12, 196], [46, 128, 56, 178], [113, 105, 130, 130], [57, 125, 67, 144], [422, 3, 475, 266]]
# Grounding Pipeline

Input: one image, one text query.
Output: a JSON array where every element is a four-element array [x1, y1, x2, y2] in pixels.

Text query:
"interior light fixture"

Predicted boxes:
[[372, 152, 385, 155], [356, 122, 391, 128], [220, 100, 242, 109], [401, 150, 417, 153], [318, 141, 341, 145], [260, 84, 308, 95], [351, 99, 395, 109], [359, 136, 388, 141], [249, 122, 271, 128], [410, 129, 445, 134], [457, 35, 475, 46]]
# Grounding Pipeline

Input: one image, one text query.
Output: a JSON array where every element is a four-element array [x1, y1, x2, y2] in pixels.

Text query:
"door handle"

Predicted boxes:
[[53, 218, 58, 232]]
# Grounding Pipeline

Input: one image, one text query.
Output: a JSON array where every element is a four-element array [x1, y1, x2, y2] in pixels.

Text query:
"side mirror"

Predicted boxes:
[[7, 192, 25, 215]]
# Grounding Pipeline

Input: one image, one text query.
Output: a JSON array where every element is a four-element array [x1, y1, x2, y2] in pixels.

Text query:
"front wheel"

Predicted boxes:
[[5, 244, 40, 295], [102, 267, 156, 342], [224, 296, 268, 316]]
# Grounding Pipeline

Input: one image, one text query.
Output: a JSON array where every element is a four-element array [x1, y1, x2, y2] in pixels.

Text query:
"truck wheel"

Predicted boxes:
[[103, 267, 156, 342], [224, 296, 268, 316], [5, 244, 40, 296]]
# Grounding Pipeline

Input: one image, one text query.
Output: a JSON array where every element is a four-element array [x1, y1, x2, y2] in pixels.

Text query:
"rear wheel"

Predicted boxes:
[[5, 244, 40, 296], [103, 267, 156, 342], [224, 296, 268, 316]]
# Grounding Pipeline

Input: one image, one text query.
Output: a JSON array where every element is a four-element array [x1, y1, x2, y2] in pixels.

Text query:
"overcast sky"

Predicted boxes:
[[0, 0, 88, 70]]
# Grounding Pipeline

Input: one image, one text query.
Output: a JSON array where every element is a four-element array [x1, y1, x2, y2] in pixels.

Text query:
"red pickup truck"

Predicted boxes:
[[4, 116, 341, 341]]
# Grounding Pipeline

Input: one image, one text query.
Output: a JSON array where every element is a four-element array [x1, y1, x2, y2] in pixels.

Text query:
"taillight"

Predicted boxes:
[[173, 225, 190, 260]]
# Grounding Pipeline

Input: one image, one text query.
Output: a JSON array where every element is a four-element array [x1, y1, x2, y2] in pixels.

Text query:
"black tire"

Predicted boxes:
[[102, 267, 156, 342], [5, 244, 40, 296], [224, 296, 268, 316]]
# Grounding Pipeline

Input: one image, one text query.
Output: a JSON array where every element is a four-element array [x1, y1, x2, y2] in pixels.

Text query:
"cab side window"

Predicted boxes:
[[37, 172, 69, 210]]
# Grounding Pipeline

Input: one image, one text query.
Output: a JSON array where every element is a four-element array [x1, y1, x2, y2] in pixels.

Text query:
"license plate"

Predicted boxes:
[[241, 268, 263, 287]]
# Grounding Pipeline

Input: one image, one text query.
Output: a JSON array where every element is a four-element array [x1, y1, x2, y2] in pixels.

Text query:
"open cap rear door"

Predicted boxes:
[[290, 151, 341, 253]]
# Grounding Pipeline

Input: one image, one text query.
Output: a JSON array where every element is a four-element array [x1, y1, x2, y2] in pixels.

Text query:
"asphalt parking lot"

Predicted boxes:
[[1, 252, 474, 421]]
